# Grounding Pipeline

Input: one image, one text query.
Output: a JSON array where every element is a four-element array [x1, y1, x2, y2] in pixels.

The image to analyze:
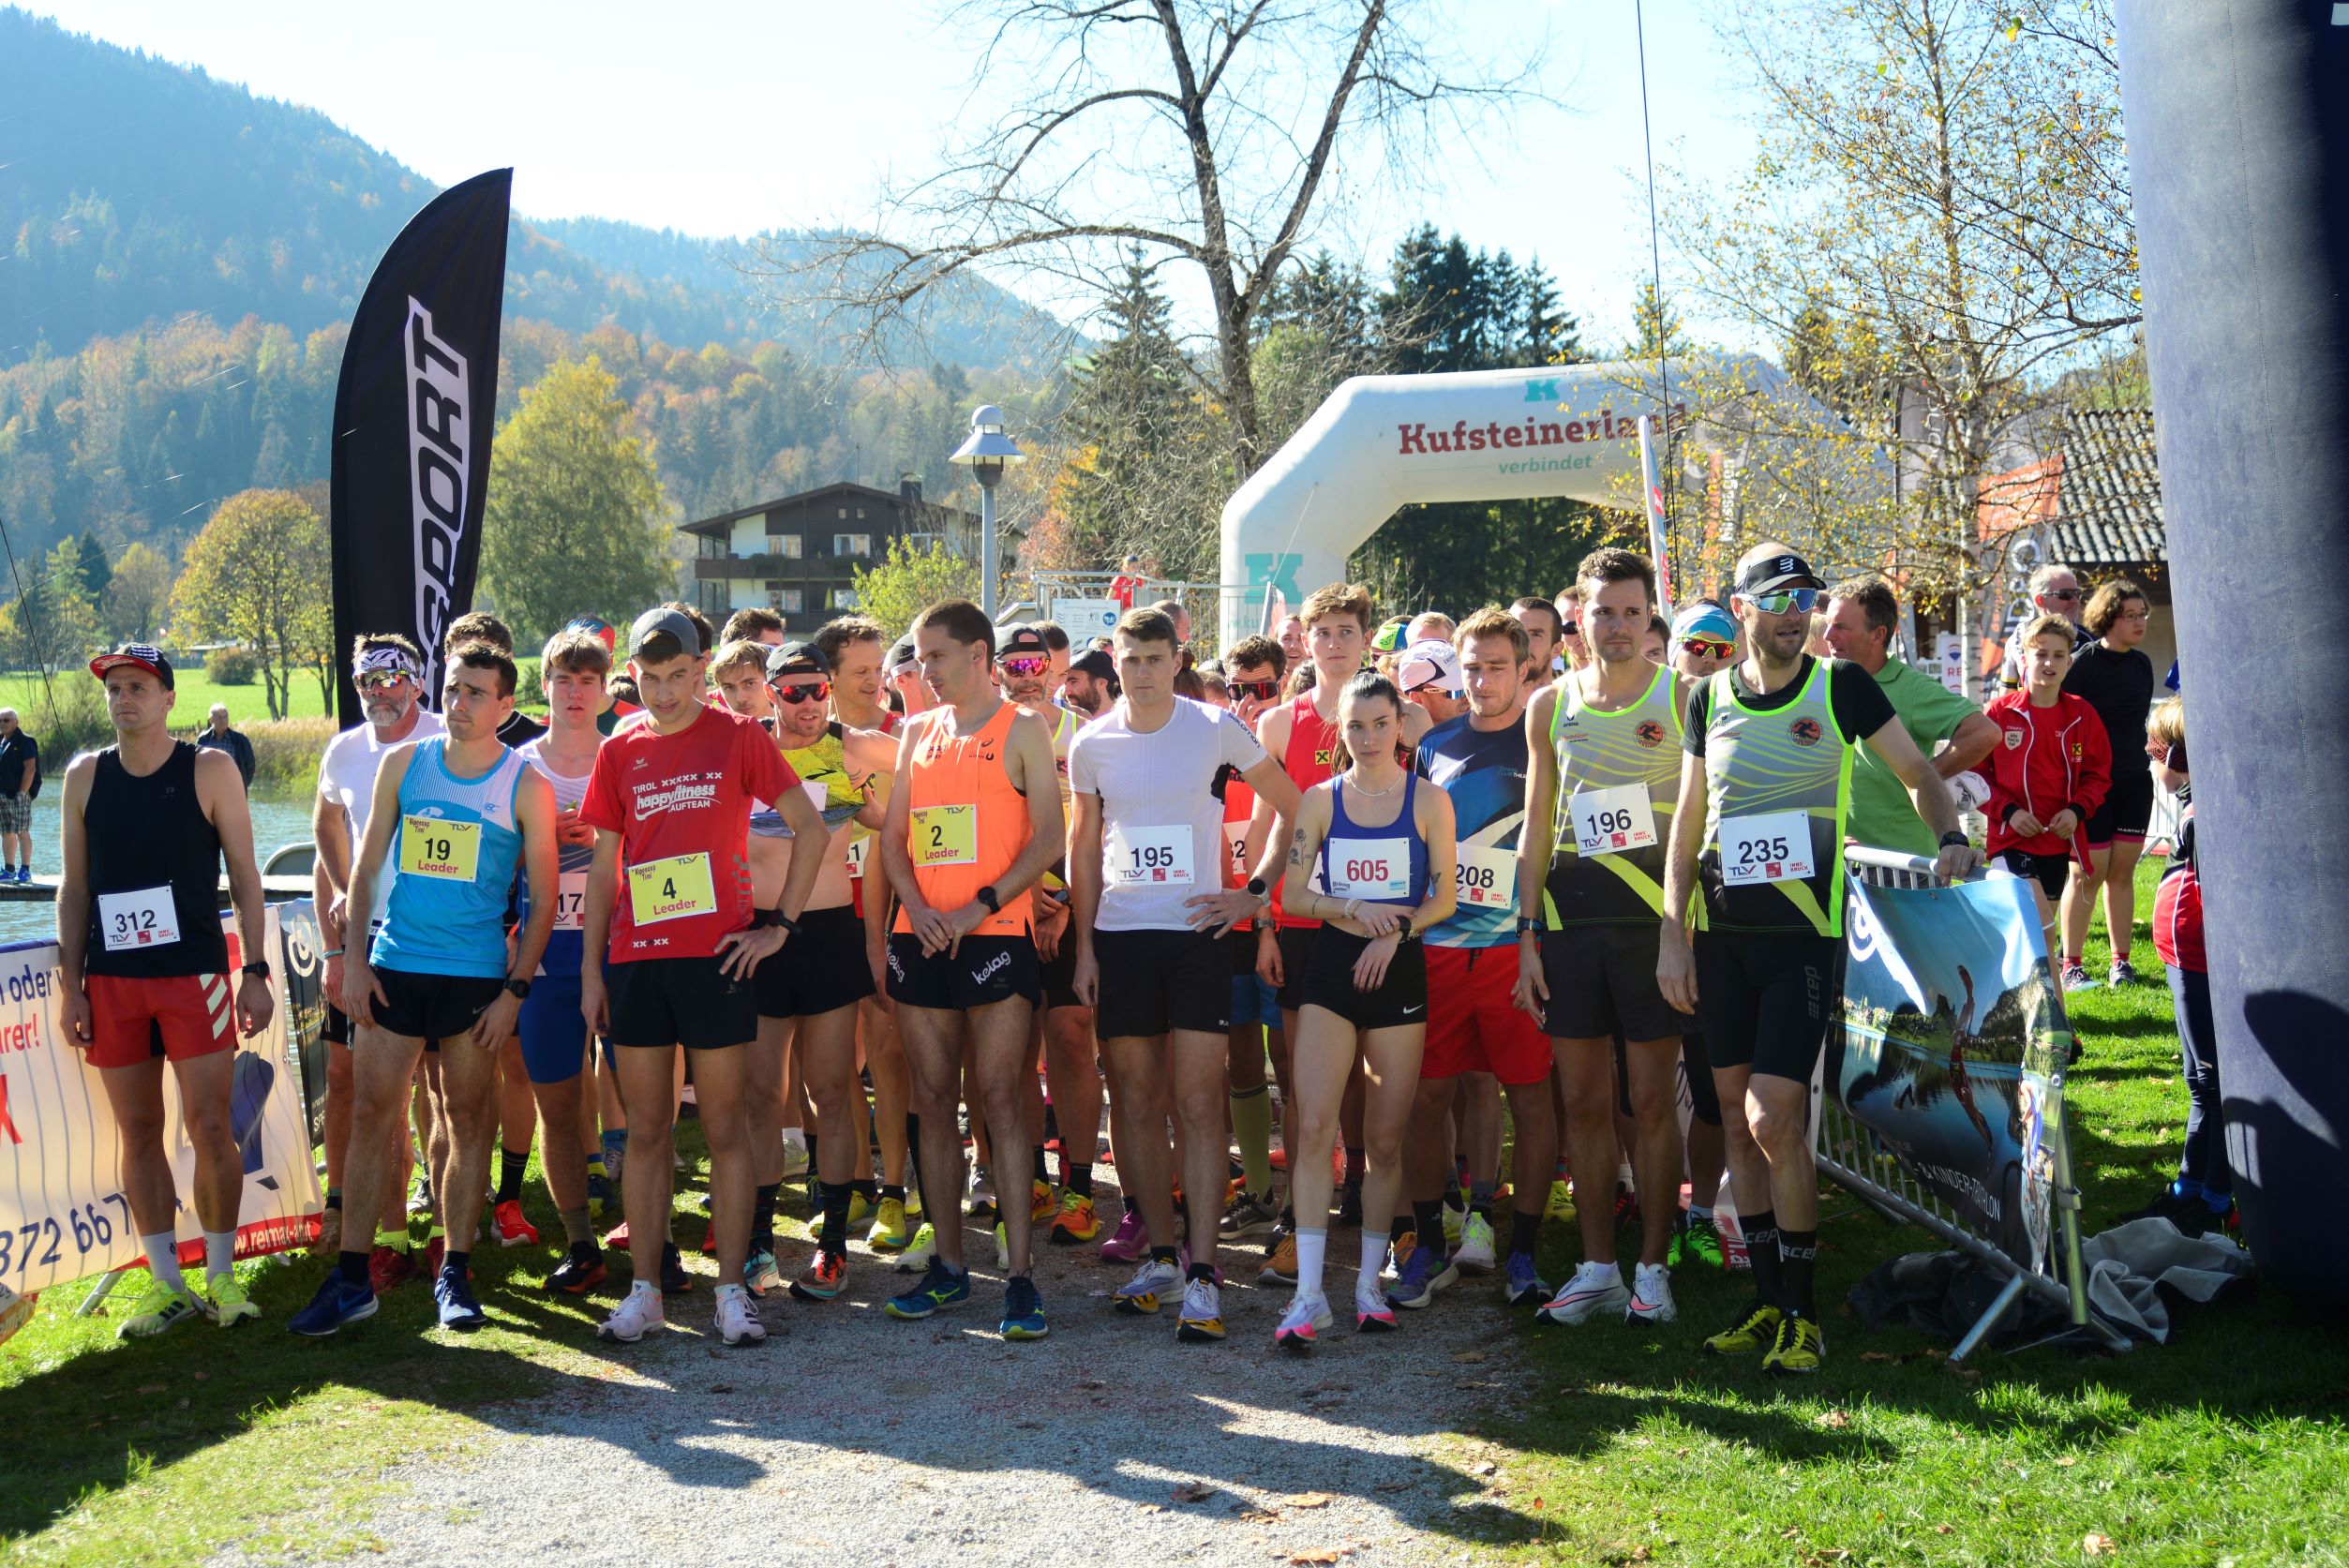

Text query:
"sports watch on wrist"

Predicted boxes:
[[1245, 875, 1269, 902], [976, 885, 1002, 914], [241, 960, 271, 980], [1938, 830, 1971, 850], [1516, 916, 1540, 935], [504, 978, 531, 1001]]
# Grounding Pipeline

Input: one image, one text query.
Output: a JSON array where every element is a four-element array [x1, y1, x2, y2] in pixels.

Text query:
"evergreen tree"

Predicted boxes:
[[74, 531, 111, 603]]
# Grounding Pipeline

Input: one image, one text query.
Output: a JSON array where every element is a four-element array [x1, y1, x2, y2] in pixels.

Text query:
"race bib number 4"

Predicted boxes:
[[910, 804, 978, 868], [552, 871, 588, 931], [1107, 824, 1195, 887], [398, 816, 481, 881], [1719, 811, 1816, 886], [1570, 784, 1656, 859], [627, 853, 718, 925], [1327, 837, 1411, 900], [1453, 843, 1516, 908], [97, 886, 180, 952]]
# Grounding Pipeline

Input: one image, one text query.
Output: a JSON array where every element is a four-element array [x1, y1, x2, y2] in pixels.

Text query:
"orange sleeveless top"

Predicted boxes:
[[892, 701, 1033, 936]]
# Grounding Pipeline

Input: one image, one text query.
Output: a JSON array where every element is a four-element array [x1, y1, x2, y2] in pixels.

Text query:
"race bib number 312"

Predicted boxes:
[[97, 886, 180, 952], [1719, 811, 1815, 886]]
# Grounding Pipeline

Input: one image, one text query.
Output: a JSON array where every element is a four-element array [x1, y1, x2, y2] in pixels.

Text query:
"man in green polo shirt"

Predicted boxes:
[[1822, 576, 1997, 855]]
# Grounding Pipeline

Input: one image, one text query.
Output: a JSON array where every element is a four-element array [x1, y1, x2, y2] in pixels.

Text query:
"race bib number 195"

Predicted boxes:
[[1107, 824, 1195, 887]]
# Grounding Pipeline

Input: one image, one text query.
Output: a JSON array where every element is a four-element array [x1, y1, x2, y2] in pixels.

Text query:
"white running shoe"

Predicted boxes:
[[597, 1281, 666, 1343], [1535, 1260, 1630, 1325], [1114, 1257, 1182, 1315], [1453, 1212, 1497, 1273], [714, 1282, 768, 1346], [1273, 1292, 1332, 1351], [1175, 1277, 1226, 1342], [1627, 1262, 1678, 1324]]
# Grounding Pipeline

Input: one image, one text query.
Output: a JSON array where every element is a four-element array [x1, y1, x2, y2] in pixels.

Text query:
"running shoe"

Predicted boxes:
[[698, 1222, 718, 1255], [1175, 1277, 1226, 1342], [547, 1245, 607, 1295], [1442, 1202, 1466, 1249], [1099, 1207, 1149, 1263], [1175, 1243, 1225, 1287], [1048, 1190, 1100, 1245], [1672, 1211, 1727, 1269], [2118, 1186, 2207, 1227], [1337, 1172, 1364, 1226], [1387, 1243, 1459, 1310], [845, 1188, 876, 1230], [1612, 1184, 1638, 1229], [994, 1221, 1010, 1272], [1702, 1300, 1782, 1356], [714, 1281, 768, 1346], [1273, 1292, 1331, 1352], [1503, 1252, 1549, 1308], [312, 1205, 342, 1258], [1219, 1192, 1279, 1241], [1388, 1230, 1417, 1278], [1114, 1257, 1182, 1315], [1354, 1285, 1399, 1333], [744, 1247, 783, 1297], [658, 1241, 694, 1295], [602, 1218, 632, 1249], [791, 1248, 847, 1302], [118, 1280, 206, 1338], [868, 1196, 913, 1251], [1259, 1230, 1299, 1286], [779, 1135, 811, 1179], [208, 1272, 260, 1328], [1000, 1275, 1049, 1340], [1627, 1262, 1678, 1324], [885, 1258, 971, 1320], [1762, 1310, 1825, 1375], [598, 1281, 666, 1342], [893, 1222, 938, 1272], [287, 1274, 376, 1337], [1546, 1178, 1574, 1222], [585, 1159, 613, 1222], [2109, 959, 2142, 988], [492, 1199, 538, 1247], [368, 1245, 418, 1295], [1030, 1179, 1057, 1225], [1535, 1260, 1629, 1325], [966, 1165, 997, 1218], [2060, 961, 2094, 992], [1453, 1213, 1497, 1273], [434, 1264, 488, 1332]]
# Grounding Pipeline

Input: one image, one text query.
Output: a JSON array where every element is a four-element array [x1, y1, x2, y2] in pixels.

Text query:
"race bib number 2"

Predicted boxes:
[[1719, 811, 1816, 886], [627, 853, 718, 925], [97, 886, 180, 952], [910, 805, 977, 868]]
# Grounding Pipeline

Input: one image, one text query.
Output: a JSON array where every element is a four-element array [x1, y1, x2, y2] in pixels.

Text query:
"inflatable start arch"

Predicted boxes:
[[1215, 353, 1856, 647]]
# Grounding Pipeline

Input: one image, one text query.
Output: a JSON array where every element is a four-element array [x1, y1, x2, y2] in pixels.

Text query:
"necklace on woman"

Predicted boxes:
[[1346, 767, 1401, 798]]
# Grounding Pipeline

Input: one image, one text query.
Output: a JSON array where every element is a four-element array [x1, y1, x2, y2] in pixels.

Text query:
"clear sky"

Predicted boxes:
[[30, 0, 1765, 353]]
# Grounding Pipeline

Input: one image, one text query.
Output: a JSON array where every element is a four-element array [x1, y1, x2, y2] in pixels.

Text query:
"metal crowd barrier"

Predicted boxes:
[[1820, 848, 2124, 1362]]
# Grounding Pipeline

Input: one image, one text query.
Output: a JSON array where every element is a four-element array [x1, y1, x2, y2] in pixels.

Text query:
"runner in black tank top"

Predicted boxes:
[[58, 645, 275, 1339]]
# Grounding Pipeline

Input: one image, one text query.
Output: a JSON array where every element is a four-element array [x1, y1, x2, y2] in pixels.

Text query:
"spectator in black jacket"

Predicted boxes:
[[197, 703, 257, 789], [0, 708, 37, 882]]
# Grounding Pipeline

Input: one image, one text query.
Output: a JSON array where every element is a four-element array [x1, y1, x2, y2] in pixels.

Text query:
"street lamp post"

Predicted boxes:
[[948, 404, 1025, 620]]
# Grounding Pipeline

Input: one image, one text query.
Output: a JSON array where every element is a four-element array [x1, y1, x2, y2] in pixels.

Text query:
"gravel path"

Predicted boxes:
[[320, 1183, 1531, 1568]]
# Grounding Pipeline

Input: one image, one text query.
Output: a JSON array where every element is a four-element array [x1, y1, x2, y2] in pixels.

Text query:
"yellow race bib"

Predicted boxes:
[[626, 853, 718, 925], [398, 816, 481, 881], [909, 804, 978, 868]]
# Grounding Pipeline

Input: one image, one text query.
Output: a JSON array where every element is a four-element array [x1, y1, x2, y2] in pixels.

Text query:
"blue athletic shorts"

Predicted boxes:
[[517, 974, 591, 1084], [1228, 973, 1279, 1030]]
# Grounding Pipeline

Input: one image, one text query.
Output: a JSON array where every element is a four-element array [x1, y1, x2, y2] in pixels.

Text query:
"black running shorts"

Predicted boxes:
[[1540, 922, 1683, 1043], [1092, 927, 1232, 1039], [369, 968, 502, 1043], [1692, 928, 1843, 1083], [1997, 847, 2071, 902], [607, 954, 758, 1051], [753, 904, 876, 1020], [1299, 926, 1429, 1033], [886, 932, 1040, 1011], [1274, 924, 1316, 1014]]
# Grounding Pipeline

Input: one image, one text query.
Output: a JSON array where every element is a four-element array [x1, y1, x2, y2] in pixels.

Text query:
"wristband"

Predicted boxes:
[[321, 948, 345, 959], [775, 911, 801, 937], [1938, 830, 1970, 850]]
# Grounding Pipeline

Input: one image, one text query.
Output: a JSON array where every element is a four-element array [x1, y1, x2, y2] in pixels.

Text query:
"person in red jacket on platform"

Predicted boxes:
[[1983, 614, 2111, 978]]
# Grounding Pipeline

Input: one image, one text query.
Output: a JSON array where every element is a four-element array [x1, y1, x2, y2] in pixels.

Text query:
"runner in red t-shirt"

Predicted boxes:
[[578, 607, 828, 1348]]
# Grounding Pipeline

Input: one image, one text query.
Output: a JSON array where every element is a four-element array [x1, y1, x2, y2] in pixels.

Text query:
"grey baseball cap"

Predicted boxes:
[[629, 606, 705, 661]]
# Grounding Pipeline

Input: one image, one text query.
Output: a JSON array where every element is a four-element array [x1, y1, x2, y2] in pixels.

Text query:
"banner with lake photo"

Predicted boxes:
[[1828, 874, 2070, 1276]]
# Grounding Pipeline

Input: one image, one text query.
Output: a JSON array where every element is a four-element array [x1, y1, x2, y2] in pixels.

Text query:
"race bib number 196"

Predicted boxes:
[[627, 853, 718, 925], [1719, 811, 1816, 886], [1569, 784, 1657, 859]]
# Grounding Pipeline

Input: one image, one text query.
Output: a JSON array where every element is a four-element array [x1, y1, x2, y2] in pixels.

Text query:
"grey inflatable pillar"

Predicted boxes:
[[2117, 1, 2349, 1304]]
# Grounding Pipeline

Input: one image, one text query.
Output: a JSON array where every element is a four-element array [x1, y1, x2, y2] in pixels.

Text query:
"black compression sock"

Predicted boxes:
[[444, 1249, 470, 1277], [1188, 1259, 1217, 1283], [881, 1184, 906, 1203], [854, 1178, 880, 1202], [1743, 1209, 1785, 1308], [498, 1147, 528, 1204], [1778, 1228, 1819, 1319], [1150, 1244, 1179, 1266], [1032, 1144, 1050, 1185], [1413, 1199, 1446, 1258], [1389, 1213, 1413, 1246], [1510, 1208, 1541, 1258], [820, 1181, 851, 1255], [1123, 1194, 1140, 1217], [1469, 1180, 1495, 1219], [753, 1183, 780, 1247], [338, 1249, 369, 1287], [1064, 1163, 1094, 1199], [325, 1191, 343, 1212], [805, 1132, 820, 1175]]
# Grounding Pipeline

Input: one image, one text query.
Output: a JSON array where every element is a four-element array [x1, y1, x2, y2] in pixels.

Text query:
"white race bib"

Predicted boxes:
[[845, 832, 873, 877], [1570, 783, 1658, 859], [97, 886, 180, 952], [1719, 811, 1816, 886], [1225, 825, 1250, 882], [800, 780, 829, 814], [1453, 843, 1517, 909], [552, 871, 588, 931], [1107, 823, 1195, 887], [1326, 837, 1411, 901]]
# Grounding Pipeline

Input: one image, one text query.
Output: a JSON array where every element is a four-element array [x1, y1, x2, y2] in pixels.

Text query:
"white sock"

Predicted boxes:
[[1357, 1232, 1387, 1300], [204, 1230, 236, 1280], [1294, 1227, 1328, 1299], [142, 1232, 186, 1294]]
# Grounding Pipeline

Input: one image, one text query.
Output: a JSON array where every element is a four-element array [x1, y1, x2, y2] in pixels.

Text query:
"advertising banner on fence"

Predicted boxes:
[[1829, 874, 2070, 1275], [275, 898, 330, 1144], [0, 909, 321, 1296]]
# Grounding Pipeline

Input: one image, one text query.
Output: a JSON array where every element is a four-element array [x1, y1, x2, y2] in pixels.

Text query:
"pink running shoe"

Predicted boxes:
[[1098, 1207, 1148, 1263]]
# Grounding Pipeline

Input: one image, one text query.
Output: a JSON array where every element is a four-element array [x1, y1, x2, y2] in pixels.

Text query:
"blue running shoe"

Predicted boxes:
[[1504, 1251, 1549, 1308], [1000, 1275, 1049, 1340], [1387, 1244, 1459, 1310], [434, 1265, 488, 1332], [288, 1272, 376, 1337], [885, 1258, 971, 1321]]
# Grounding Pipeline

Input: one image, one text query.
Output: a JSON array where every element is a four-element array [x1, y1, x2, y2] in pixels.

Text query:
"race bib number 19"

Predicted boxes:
[[910, 805, 978, 868], [1569, 784, 1657, 859], [97, 886, 180, 952], [627, 853, 718, 925], [1719, 811, 1815, 886], [398, 816, 481, 882]]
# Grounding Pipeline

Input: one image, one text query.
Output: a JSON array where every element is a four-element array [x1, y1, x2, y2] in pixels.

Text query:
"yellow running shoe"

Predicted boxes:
[[1259, 1231, 1298, 1286], [118, 1280, 205, 1338], [1762, 1311, 1825, 1375], [208, 1272, 260, 1328], [1546, 1178, 1574, 1223], [867, 1196, 912, 1251], [1047, 1190, 1100, 1246], [1030, 1179, 1057, 1225], [845, 1188, 875, 1230], [1702, 1300, 1782, 1356]]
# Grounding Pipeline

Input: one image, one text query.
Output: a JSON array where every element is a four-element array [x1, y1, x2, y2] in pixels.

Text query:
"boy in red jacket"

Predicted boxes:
[[1983, 615, 2111, 978]]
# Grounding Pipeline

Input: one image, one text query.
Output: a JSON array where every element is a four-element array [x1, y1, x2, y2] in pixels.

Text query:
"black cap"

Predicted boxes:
[[90, 643, 175, 690], [628, 606, 705, 661], [997, 624, 1050, 659], [765, 639, 829, 681], [1069, 647, 1115, 682], [1733, 551, 1825, 597]]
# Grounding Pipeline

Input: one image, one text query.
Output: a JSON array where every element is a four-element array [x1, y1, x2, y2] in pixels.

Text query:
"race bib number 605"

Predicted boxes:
[[1719, 811, 1816, 886]]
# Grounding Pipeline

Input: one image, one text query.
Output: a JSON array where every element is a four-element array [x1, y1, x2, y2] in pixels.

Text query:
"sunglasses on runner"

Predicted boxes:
[[1559, 621, 1578, 637], [770, 680, 830, 705], [1745, 588, 1819, 616], [1229, 679, 1281, 702], [2045, 589, 2082, 602], [354, 671, 411, 694], [997, 655, 1049, 677], [1681, 636, 1736, 658]]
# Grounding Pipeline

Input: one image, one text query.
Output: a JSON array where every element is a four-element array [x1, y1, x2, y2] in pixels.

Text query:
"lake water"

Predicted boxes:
[[0, 795, 320, 947]]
